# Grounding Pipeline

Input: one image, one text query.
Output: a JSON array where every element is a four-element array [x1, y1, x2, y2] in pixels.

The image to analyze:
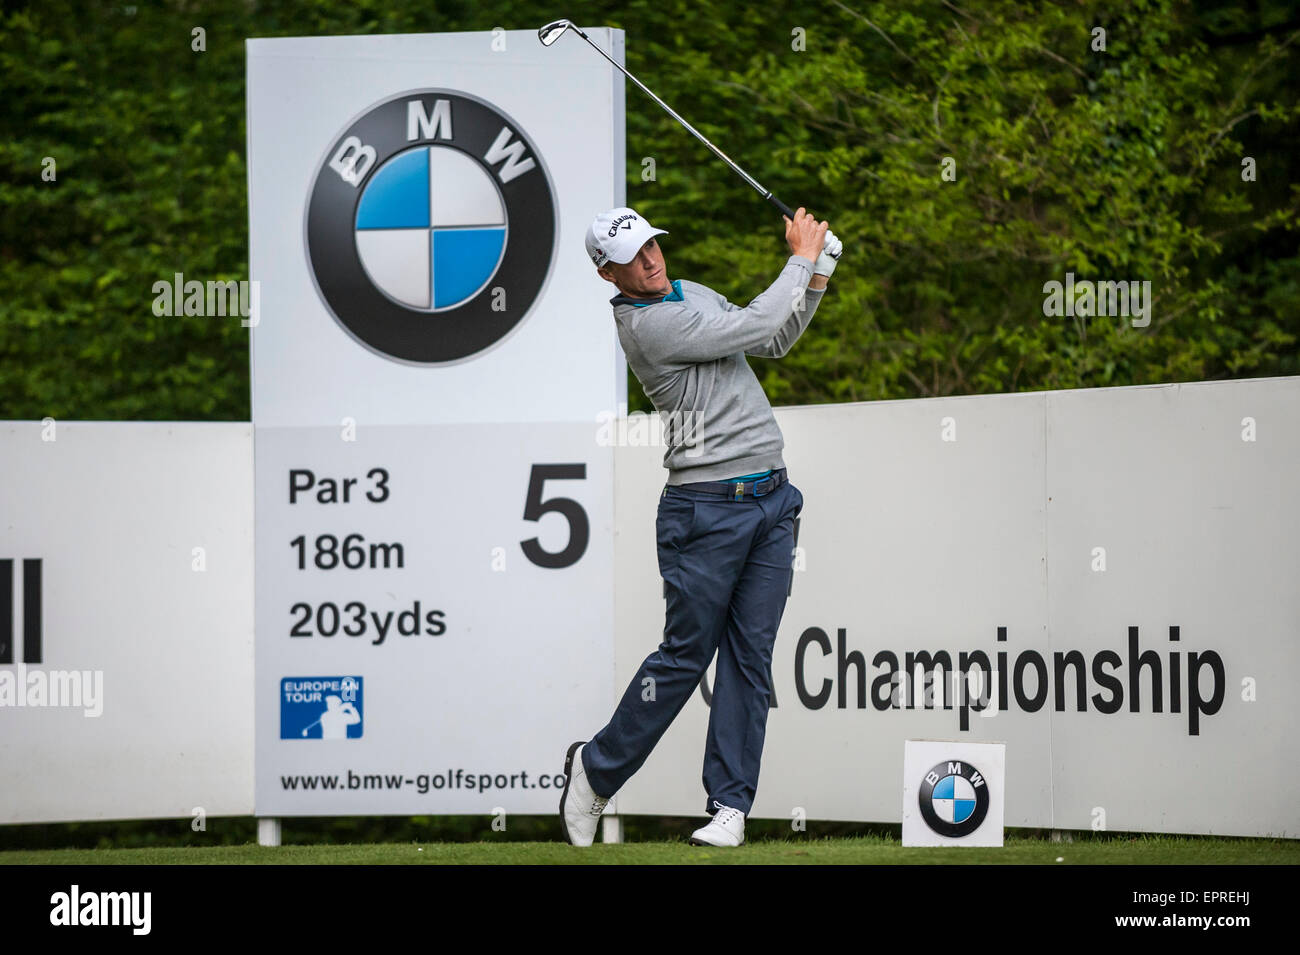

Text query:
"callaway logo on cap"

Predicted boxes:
[[585, 206, 668, 268]]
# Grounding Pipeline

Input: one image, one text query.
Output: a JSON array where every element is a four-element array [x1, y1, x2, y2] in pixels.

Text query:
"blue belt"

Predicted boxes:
[[668, 468, 786, 501]]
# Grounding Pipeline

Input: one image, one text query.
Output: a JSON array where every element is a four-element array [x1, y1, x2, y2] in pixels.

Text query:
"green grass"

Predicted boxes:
[[4, 834, 1297, 865]]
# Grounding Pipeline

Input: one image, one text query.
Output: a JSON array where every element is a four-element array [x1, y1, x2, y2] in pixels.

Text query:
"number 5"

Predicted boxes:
[[520, 464, 589, 569]]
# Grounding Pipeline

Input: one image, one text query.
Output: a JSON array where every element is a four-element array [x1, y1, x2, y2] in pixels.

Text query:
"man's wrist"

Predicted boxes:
[[809, 274, 828, 290]]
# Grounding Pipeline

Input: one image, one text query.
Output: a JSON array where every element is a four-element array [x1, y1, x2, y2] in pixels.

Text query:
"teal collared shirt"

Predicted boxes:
[[609, 279, 684, 308]]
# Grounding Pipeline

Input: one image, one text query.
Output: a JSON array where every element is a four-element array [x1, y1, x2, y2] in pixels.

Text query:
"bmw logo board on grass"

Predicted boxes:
[[305, 89, 557, 364], [902, 740, 1006, 846]]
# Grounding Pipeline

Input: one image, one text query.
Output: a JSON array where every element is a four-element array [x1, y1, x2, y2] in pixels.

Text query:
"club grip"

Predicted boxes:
[[769, 195, 796, 220]]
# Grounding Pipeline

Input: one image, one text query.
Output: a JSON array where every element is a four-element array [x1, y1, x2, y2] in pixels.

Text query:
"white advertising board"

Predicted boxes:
[[246, 29, 627, 426], [612, 378, 1300, 838], [0, 422, 254, 824], [246, 29, 626, 814], [4, 379, 1294, 834], [252, 422, 614, 814]]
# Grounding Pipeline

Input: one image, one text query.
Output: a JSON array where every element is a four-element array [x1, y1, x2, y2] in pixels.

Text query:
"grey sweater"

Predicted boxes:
[[612, 254, 827, 485]]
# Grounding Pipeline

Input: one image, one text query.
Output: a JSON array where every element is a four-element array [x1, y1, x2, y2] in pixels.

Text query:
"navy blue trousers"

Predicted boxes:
[[583, 472, 803, 816]]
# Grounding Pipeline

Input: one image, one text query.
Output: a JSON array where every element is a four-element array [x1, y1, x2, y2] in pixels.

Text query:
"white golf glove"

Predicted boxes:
[[814, 230, 843, 277]]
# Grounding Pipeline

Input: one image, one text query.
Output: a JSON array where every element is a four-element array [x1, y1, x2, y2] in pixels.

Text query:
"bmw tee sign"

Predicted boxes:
[[247, 30, 626, 816], [902, 739, 1006, 846], [306, 90, 556, 364]]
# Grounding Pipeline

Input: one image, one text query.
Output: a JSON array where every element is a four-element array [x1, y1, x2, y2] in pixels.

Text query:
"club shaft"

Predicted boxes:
[[569, 27, 795, 218]]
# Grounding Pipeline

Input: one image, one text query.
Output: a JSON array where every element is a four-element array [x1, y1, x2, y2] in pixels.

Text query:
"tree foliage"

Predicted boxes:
[[1, 0, 1296, 420]]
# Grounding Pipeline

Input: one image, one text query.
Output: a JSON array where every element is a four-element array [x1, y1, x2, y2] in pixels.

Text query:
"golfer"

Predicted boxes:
[[560, 206, 842, 847]]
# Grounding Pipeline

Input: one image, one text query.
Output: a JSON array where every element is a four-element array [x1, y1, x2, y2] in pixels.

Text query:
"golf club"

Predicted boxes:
[[538, 18, 797, 220]]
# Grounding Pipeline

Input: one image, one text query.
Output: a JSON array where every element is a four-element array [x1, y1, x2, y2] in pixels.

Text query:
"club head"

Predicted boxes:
[[538, 19, 573, 47]]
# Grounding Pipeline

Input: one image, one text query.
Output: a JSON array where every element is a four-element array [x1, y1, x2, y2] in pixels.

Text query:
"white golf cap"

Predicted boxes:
[[585, 207, 668, 268]]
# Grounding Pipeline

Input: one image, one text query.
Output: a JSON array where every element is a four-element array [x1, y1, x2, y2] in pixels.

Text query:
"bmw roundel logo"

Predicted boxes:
[[305, 89, 557, 364], [918, 760, 990, 837]]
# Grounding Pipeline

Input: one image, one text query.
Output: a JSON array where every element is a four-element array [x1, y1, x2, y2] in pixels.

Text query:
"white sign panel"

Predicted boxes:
[[246, 29, 627, 426], [902, 740, 1005, 847], [246, 29, 626, 815], [253, 423, 613, 814], [0, 423, 254, 824], [1043, 380, 1300, 836]]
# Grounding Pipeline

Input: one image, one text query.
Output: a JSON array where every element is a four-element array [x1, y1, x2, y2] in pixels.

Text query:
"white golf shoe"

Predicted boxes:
[[559, 741, 608, 847], [689, 801, 746, 847]]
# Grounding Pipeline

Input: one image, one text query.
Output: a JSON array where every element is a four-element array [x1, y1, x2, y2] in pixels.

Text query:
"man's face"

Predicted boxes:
[[597, 237, 671, 298]]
